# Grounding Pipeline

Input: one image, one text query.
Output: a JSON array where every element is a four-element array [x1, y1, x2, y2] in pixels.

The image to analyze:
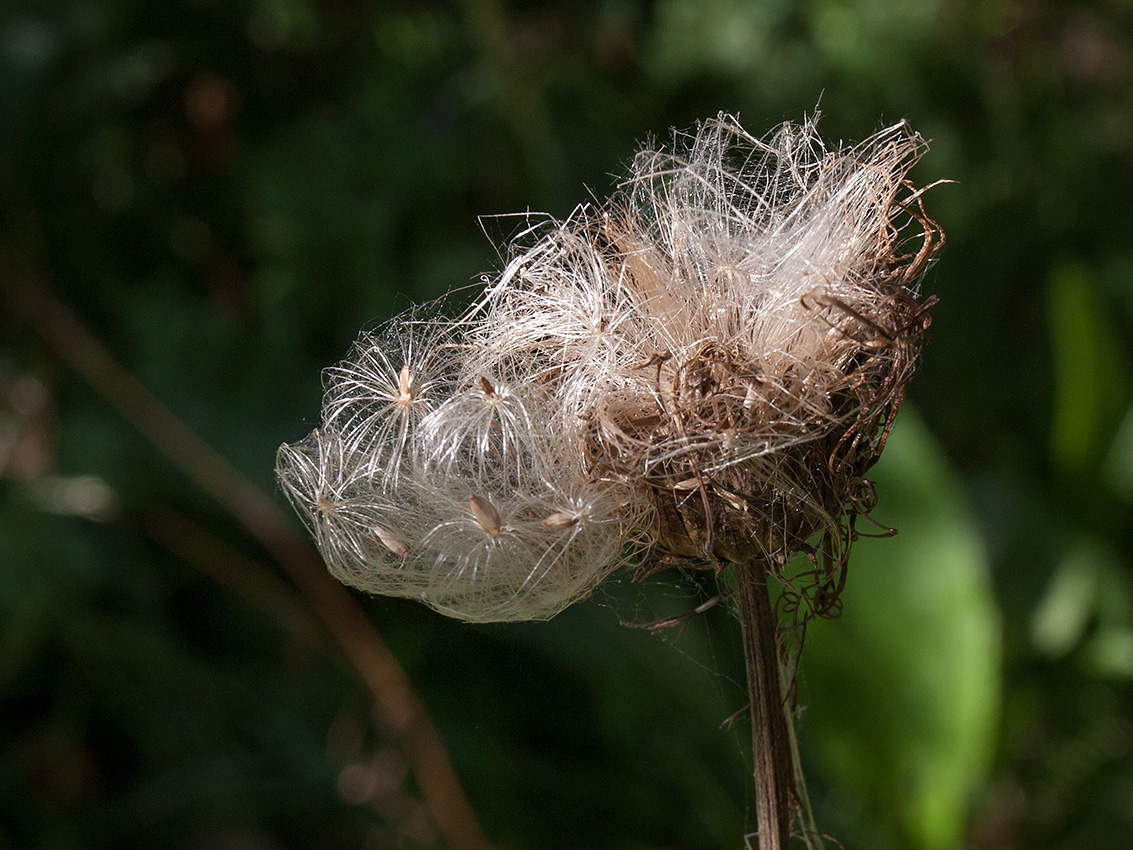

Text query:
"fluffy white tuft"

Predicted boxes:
[[277, 113, 938, 622]]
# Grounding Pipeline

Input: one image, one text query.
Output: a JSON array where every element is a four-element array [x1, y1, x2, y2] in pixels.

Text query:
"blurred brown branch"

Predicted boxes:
[[142, 506, 325, 648], [0, 266, 492, 850]]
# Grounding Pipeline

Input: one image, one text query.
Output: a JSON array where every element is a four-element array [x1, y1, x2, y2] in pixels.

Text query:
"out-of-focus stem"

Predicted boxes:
[[0, 268, 493, 850], [735, 558, 793, 850]]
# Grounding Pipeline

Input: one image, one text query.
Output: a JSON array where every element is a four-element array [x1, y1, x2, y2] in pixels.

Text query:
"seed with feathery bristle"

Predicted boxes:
[[468, 494, 502, 538], [397, 364, 413, 404], [372, 526, 409, 557], [276, 111, 938, 621], [542, 511, 580, 530]]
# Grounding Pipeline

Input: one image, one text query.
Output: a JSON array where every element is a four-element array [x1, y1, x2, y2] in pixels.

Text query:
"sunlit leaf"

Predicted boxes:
[[1031, 539, 1103, 658], [1048, 260, 1130, 477]]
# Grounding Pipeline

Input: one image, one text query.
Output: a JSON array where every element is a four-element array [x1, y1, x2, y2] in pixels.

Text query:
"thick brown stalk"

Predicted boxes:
[[735, 558, 794, 850]]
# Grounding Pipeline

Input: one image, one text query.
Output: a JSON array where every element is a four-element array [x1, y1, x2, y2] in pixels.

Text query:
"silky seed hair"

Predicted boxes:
[[276, 112, 939, 624]]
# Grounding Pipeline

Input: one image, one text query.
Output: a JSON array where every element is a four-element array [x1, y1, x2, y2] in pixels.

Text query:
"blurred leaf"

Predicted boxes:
[[802, 411, 1001, 850], [1031, 539, 1103, 658], [1048, 260, 1130, 477], [1031, 535, 1133, 676], [1084, 627, 1133, 678], [1103, 401, 1133, 501]]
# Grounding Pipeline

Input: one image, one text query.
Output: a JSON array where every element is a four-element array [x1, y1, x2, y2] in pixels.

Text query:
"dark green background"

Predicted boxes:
[[2, 1, 1131, 849]]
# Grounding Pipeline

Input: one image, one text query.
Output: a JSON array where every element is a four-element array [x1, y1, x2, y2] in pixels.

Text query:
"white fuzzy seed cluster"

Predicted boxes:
[[277, 113, 935, 623]]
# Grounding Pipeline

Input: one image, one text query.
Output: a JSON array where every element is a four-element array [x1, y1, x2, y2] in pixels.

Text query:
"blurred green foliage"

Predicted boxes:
[[803, 413, 999, 850], [1, 1, 1132, 849]]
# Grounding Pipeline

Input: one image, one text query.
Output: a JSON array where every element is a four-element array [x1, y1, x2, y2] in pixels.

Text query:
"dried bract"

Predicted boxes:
[[276, 113, 939, 624]]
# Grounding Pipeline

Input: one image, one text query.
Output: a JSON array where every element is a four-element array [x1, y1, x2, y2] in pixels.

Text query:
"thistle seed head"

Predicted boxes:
[[277, 113, 939, 623]]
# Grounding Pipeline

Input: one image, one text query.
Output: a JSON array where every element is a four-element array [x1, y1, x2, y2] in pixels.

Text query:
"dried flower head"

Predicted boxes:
[[276, 113, 938, 625]]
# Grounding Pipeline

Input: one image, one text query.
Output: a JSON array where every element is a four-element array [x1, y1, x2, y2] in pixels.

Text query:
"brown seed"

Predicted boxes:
[[542, 511, 579, 530], [373, 526, 409, 557], [469, 494, 502, 537], [478, 376, 498, 398], [398, 364, 413, 401]]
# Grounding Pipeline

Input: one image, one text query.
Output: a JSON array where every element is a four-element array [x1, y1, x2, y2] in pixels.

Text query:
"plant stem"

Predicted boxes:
[[1, 268, 492, 850], [735, 558, 793, 850]]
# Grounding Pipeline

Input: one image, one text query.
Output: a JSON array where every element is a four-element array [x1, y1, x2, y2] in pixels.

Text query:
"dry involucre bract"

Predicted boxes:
[[276, 113, 939, 624]]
